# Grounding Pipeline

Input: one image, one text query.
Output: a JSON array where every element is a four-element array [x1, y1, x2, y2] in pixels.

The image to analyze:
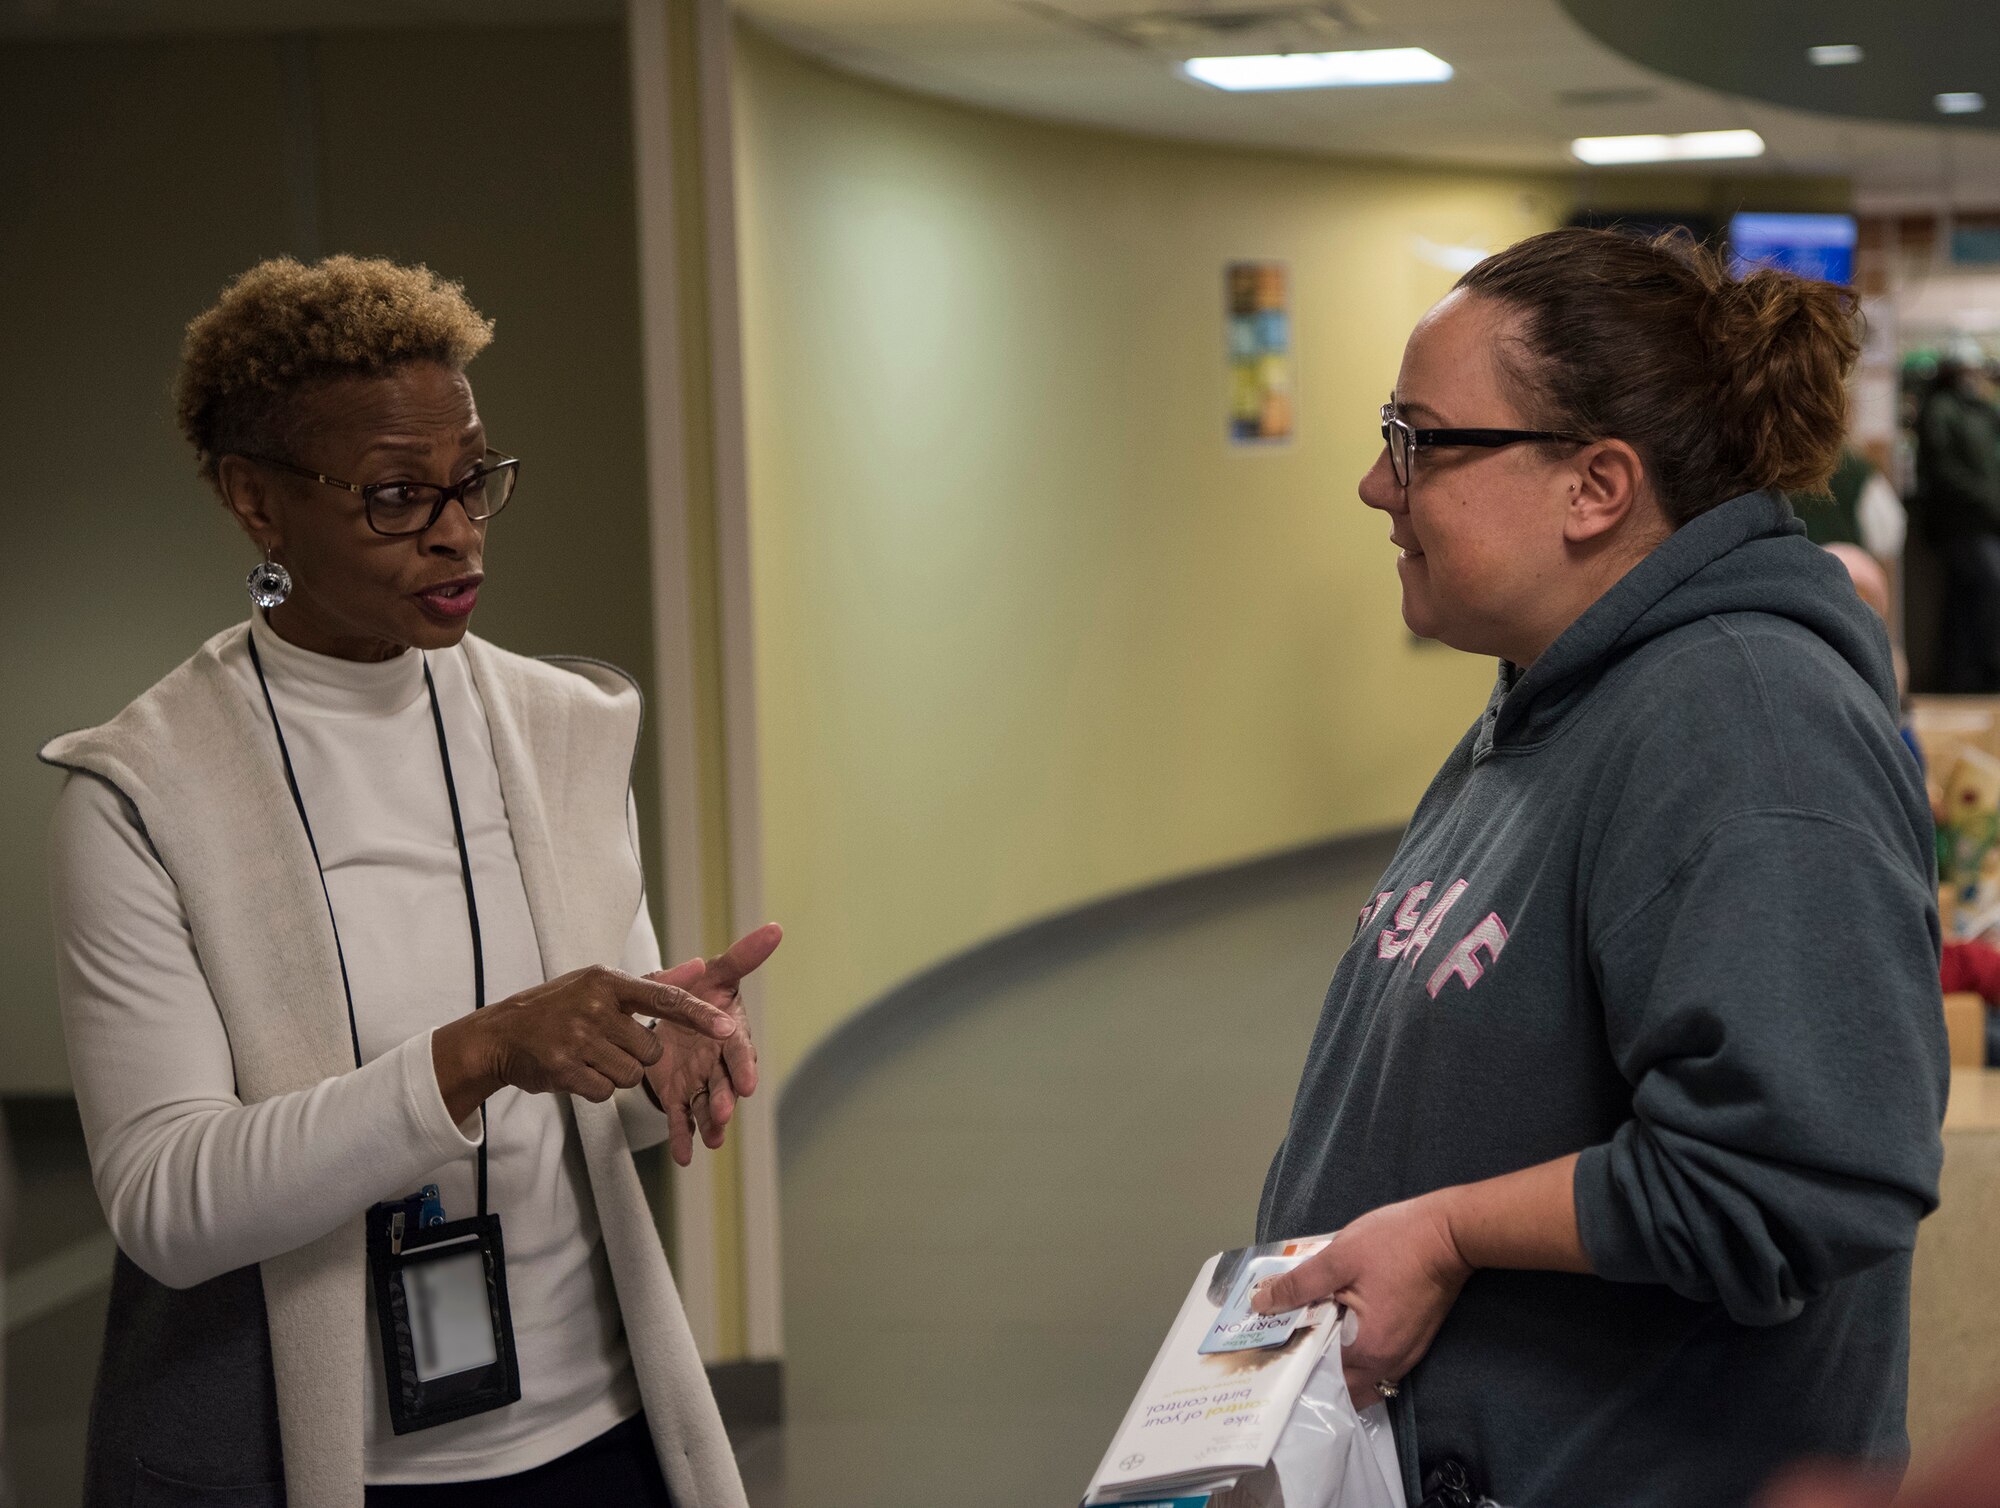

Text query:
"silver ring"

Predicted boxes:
[[1373, 1380, 1400, 1399], [690, 1087, 711, 1103]]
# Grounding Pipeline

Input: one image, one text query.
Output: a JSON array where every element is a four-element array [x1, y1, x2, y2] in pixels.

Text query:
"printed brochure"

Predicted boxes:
[[1082, 1238, 1336, 1506]]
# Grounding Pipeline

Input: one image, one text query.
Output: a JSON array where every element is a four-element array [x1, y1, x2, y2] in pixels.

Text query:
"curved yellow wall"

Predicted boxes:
[[732, 32, 1552, 1082]]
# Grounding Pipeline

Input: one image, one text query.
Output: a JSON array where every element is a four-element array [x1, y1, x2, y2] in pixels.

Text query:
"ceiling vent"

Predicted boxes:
[[1554, 86, 1661, 108], [1024, 3, 1367, 58]]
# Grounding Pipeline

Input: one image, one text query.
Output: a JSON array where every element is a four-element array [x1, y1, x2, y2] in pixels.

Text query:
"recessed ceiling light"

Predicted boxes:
[[1807, 44, 1864, 66], [1570, 130, 1767, 165], [1937, 92, 1987, 114], [1181, 48, 1454, 92]]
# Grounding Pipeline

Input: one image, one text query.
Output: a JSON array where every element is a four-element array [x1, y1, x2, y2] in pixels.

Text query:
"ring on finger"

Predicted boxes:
[[1373, 1379, 1400, 1399]]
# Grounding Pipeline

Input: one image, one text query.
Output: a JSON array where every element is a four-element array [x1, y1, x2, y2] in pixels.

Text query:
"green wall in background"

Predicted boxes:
[[0, 25, 657, 1093]]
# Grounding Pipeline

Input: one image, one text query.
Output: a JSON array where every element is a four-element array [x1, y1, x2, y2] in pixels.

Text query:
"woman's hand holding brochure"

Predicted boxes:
[[1253, 1154, 1590, 1409], [1251, 1195, 1470, 1410]]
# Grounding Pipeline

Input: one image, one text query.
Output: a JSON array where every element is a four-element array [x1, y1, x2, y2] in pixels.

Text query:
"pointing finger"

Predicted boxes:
[[704, 923, 783, 993], [611, 974, 735, 1037]]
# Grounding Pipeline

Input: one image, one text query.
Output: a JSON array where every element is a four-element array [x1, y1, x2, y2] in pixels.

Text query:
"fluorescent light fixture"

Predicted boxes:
[[1182, 48, 1453, 92], [1807, 44, 1864, 66], [1570, 129, 1766, 165], [1937, 92, 1987, 114], [1412, 236, 1491, 274]]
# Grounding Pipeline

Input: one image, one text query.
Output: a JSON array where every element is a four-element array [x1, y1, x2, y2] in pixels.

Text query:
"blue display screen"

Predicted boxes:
[[1728, 212, 1857, 285]]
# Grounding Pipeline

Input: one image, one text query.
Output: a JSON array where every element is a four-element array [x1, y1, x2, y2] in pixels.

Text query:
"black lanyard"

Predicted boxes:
[[248, 632, 491, 1217]]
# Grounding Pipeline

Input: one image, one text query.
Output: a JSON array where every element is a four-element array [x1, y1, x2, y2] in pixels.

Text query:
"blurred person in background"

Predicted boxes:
[[1823, 542, 1922, 769], [1819, 545, 2000, 1063], [42, 257, 777, 1508], [1797, 447, 1908, 567], [1827, 539, 1894, 621], [1250, 229, 1946, 1508], [1914, 346, 2000, 690]]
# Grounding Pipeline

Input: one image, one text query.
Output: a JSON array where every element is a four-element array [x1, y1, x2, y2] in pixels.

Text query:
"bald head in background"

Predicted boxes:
[[1826, 542, 1891, 623]]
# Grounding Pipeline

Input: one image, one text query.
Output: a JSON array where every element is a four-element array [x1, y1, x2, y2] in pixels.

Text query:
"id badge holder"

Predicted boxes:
[[365, 1194, 521, 1433]]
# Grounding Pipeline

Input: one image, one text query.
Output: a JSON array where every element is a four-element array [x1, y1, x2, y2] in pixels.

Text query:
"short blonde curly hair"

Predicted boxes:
[[175, 255, 495, 487]]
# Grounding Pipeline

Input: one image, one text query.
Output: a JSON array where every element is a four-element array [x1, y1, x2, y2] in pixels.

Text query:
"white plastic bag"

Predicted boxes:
[[1205, 1346, 1406, 1508]]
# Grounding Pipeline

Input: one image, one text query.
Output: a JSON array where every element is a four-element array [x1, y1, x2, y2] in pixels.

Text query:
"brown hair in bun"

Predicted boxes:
[[1456, 227, 1860, 526]]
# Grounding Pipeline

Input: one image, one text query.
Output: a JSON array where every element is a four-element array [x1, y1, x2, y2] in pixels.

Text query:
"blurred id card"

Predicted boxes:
[[365, 1204, 521, 1433], [1199, 1255, 1308, 1355]]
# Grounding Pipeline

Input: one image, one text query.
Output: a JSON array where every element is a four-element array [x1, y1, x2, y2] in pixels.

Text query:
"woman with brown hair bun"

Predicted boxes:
[[1248, 229, 1947, 1507]]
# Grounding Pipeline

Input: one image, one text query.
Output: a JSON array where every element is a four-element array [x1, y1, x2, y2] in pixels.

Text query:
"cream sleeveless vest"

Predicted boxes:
[[41, 622, 747, 1508]]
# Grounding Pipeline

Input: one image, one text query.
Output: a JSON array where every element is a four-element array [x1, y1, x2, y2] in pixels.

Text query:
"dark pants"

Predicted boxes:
[[363, 1414, 672, 1507], [1940, 531, 2000, 692]]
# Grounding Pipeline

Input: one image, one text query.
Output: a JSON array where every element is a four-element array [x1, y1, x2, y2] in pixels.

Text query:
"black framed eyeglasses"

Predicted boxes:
[[1379, 401, 1586, 488], [244, 449, 520, 536]]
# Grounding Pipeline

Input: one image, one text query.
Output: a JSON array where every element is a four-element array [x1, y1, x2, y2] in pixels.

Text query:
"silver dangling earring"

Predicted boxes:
[[246, 553, 292, 609]]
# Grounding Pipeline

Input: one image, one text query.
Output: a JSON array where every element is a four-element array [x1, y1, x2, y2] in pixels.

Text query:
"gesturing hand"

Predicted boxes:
[[1252, 1193, 1472, 1410], [642, 922, 782, 1166], [433, 965, 736, 1124]]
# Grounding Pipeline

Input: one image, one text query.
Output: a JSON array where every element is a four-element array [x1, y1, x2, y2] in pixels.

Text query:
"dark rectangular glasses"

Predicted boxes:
[[1379, 402, 1585, 487], [247, 450, 520, 536]]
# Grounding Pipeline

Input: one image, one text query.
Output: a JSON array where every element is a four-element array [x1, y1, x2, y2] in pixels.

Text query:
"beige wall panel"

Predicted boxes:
[[311, 24, 660, 890], [2, 37, 291, 1094], [732, 28, 1570, 1083]]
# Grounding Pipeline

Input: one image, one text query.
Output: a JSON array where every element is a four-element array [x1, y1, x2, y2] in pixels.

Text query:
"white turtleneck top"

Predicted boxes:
[[49, 613, 678, 1482]]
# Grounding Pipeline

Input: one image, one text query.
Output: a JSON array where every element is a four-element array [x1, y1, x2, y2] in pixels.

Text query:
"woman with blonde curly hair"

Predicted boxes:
[[42, 256, 777, 1507]]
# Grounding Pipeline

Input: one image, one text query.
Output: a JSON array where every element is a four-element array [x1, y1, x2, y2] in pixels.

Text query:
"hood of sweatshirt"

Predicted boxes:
[[1480, 489, 1896, 758]]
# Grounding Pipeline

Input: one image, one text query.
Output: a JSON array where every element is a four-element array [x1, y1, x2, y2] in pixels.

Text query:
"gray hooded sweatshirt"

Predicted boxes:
[[1258, 490, 1948, 1508]]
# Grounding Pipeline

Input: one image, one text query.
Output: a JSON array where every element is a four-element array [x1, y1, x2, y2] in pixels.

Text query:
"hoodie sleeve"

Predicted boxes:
[[1574, 806, 1947, 1326]]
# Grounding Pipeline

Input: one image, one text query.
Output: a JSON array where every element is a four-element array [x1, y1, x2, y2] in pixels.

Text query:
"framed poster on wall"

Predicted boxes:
[[1227, 260, 1293, 445]]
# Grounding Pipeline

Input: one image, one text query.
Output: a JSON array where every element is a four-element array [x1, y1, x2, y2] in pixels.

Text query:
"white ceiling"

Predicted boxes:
[[736, 0, 2000, 209]]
